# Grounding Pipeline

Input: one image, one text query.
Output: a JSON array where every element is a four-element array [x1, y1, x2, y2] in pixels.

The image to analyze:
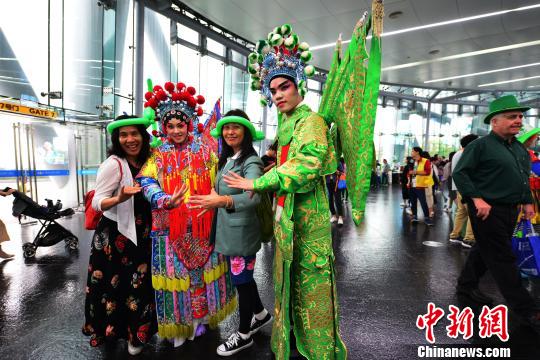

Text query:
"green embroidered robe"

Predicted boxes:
[[253, 104, 347, 360]]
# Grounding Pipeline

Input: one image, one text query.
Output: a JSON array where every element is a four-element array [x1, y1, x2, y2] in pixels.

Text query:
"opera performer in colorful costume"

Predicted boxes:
[[136, 81, 236, 347], [224, 1, 384, 359]]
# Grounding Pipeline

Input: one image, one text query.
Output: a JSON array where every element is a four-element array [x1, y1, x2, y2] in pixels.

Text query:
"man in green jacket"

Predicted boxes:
[[223, 24, 347, 360], [453, 95, 540, 332]]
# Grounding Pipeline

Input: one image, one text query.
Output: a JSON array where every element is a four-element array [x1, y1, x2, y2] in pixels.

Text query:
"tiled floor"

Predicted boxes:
[[0, 186, 539, 359]]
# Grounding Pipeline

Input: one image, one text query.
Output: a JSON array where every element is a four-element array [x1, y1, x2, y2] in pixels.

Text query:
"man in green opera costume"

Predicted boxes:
[[223, 24, 347, 360]]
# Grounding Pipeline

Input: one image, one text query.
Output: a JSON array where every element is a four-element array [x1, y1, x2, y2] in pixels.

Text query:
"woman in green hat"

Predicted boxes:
[[189, 109, 272, 356], [83, 114, 161, 355]]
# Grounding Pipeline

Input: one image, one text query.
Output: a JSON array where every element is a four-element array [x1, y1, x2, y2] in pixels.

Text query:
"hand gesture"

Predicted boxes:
[[189, 188, 221, 210], [0, 188, 15, 197], [222, 171, 255, 191], [472, 198, 491, 221], [117, 185, 141, 203], [170, 183, 189, 208], [522, 203, 536, 220]]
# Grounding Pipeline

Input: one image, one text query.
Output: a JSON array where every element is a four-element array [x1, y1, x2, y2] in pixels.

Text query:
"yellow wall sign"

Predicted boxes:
[[0, 101, 58, 119]]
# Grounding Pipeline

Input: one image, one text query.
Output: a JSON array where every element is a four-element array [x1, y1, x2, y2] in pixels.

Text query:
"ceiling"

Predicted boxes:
[[177, 0, 540, 92]]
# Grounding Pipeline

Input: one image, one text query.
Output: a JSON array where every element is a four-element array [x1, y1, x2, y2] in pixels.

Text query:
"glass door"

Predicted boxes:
[[0, 112, 107, 223]]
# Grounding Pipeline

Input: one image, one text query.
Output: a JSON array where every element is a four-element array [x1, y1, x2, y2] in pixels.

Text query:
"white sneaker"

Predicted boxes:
[[173, 336, 186, 348], [127, 342, 143, 355], [337, 217, 344, 226], [400, 202, 406, 207], [330, 215, 337, 223], [405, 208, 413, 215]]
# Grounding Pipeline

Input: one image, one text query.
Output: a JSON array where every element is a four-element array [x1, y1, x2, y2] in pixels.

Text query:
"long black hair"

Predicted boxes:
[[217, 109, 257, 170], [107, 114, 151, 166]]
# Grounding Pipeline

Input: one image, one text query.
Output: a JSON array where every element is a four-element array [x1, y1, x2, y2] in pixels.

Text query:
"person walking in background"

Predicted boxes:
[[442, 152, 456, 212], [261, 141, 277, 173], [326, 159, 346, 226], [448, 134, 478, 248], [189, 110, 273, 356], [409, 147, 434, 226], [381, 159, 390, 186], [453, 95, 540, 333], [0, 188, 16, 259], [400, 157, 414, 208]]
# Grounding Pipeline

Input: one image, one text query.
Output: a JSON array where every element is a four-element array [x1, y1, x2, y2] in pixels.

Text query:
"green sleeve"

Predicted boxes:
[[453, 143, 482, 199], [254, 114, 328, 194]]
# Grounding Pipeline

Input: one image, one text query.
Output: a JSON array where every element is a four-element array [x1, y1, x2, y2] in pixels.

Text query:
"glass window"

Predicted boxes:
[[307, 79, 320, 92], [223, 66, 248, 114], [63, 0, 103, 114], [115, 0, 135, 115], [144, 8, 173, 91], [178, 23, 199, 45], [0, 0, 48, 100], [231, 50, 246, 66], [207, 38, 225, 57], [177, 45, 200, 90], [304, 91, 320, 110], [199, 56, 224, 112]]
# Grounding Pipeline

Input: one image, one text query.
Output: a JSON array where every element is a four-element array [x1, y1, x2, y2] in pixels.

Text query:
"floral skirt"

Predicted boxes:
[[227, 255, 256, 285], [83, 216, 156, 347]]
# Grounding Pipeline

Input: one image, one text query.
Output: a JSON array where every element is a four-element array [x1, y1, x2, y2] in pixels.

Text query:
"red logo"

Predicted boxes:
[[416, 302, 445, 343], [446, 305, 474, 340], [417, 303, 509, 343], [478, 305, 509, 342]]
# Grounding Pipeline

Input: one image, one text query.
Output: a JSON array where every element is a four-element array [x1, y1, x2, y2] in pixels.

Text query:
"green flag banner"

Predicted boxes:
[[319, 0, 383, 225]]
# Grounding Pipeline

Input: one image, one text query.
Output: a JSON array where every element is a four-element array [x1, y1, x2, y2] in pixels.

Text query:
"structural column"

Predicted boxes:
[[424, 101, 431, 150], [134, 0, 145, 115]]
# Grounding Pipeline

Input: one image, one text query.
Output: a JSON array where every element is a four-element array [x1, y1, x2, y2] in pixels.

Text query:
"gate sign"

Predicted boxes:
[[0, 100, 58, 119]]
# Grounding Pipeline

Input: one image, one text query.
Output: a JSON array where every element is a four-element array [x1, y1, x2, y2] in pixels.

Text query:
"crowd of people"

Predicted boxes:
[[396, 95, 540, 335]]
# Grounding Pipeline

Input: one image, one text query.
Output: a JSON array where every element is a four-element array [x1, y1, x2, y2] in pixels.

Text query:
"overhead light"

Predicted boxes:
[[311, 3, 540, 51], [478, 75, 540, 88], [424, 62, 540, 83], [383, 40, 540, 71], [528, 84, 540, 88]]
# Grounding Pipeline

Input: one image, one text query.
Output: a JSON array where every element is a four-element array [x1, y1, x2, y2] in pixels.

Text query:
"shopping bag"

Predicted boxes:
[[512, 219, 540, 277]]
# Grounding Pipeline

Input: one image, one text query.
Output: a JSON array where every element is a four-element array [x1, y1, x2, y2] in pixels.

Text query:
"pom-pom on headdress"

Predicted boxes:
[[143, 79, 206, 140], [248, 24, 315, 107]]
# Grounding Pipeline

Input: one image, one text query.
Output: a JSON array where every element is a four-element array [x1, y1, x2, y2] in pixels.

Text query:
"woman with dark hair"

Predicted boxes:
[[82, 114, 158, 355], [190, 109, 272, 356]]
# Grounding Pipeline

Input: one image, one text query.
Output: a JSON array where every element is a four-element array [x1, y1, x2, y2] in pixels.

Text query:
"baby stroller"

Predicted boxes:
[[6, 187, 78, 259]]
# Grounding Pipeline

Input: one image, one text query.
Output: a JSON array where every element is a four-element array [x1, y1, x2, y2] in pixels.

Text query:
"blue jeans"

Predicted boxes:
[[410, 188, 430, 219]]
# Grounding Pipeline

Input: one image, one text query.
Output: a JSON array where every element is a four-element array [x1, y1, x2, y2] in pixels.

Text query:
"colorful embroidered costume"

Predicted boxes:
[[136, 81, 236, 339], [248, 25, 348, 360], [246, 2, 384, 356]]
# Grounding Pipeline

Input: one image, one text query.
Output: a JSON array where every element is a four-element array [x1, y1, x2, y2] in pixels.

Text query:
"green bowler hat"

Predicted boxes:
[[210, 115, 265, 141], [517, 126, 540, 144], [106, 107, 156, 134], [483, 95, 530, 124]]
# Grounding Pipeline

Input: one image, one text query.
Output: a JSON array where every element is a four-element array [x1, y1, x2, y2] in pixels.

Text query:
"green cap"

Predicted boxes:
[[483, 95, 530, 124], [210, 115, 265, 141]]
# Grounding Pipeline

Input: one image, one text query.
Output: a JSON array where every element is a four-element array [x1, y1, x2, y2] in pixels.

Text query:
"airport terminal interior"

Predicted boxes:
[[1, 0, 540, 359]]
